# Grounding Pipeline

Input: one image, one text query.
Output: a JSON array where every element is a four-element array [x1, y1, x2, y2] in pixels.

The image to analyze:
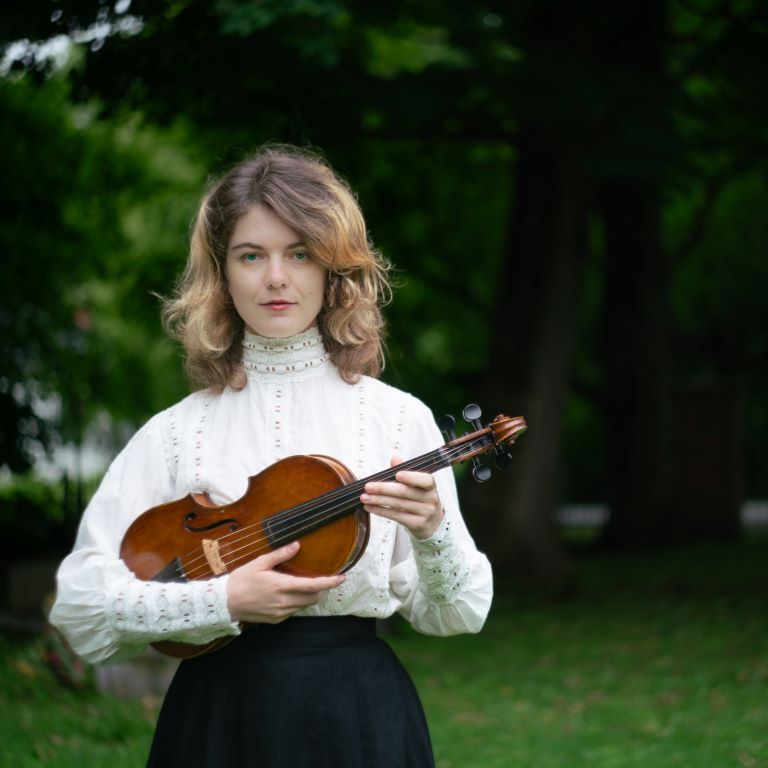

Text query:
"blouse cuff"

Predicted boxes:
[[105, 574, 240, 646], [410, 515, 471, 604]]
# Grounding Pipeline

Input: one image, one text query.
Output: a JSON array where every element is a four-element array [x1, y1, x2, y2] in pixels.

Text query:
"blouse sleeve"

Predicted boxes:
[[49, 411, 240, 665], [389, 400, 493, 635]]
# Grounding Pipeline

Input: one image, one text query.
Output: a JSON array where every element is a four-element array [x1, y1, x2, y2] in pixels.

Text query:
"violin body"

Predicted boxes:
[[120, 410, 527, 658], [120, 454, 369, 658]]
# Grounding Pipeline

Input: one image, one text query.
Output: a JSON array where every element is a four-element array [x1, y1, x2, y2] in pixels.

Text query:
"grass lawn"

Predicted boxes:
[[2, 535, 767, 767]]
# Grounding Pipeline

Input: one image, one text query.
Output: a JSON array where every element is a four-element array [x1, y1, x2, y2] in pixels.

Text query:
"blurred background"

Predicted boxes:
[[1, 2, 767, 766]]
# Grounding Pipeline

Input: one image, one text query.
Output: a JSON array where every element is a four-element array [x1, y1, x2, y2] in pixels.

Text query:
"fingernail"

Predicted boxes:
[[360, 494, 371, 503]]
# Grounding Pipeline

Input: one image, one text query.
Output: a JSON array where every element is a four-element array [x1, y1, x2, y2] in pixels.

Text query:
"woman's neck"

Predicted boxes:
[[242, 327, 330, 378]]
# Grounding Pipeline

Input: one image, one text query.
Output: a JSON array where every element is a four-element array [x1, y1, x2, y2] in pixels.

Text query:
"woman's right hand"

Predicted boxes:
[[226, 541, 345, 624]]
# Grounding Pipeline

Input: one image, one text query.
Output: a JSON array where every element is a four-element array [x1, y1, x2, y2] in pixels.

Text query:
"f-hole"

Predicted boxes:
[[184, 512, 239, 533]]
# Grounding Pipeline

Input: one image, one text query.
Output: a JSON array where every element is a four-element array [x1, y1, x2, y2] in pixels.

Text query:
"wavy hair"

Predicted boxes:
[[163, 145, 391, 390]]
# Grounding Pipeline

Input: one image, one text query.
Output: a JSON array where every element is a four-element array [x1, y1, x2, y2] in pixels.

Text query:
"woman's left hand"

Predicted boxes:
[[361, 457, 443, 540]]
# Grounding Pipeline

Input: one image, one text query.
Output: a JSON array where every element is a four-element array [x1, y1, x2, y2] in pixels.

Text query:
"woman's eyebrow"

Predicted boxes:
[[229, 240, 306, 251]]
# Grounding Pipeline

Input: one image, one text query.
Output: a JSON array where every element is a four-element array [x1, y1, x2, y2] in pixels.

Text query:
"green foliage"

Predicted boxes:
[[2, 0, 767, 513], [348, 140, 512, 412], [215, 0, 348, 34], [0, 475, 66, 524], [668, 171, 768, 378], [666, 171, 768, 495], [364, 22, 471, 79], [0, 638, 155, 768], [0, 474, 90, 560], [0, 73, 206, 471]]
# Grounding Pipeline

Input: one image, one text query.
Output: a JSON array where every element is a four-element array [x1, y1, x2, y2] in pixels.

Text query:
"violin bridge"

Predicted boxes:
[[202, 538, 227, 576]]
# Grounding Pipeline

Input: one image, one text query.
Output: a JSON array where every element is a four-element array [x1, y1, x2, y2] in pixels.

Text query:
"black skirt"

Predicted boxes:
[[147, 616, 435, 768]]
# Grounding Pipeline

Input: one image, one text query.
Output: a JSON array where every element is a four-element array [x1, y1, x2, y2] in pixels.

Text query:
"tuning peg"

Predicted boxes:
[[437, 414, 457, 442], [462, 403, 484, 432], [471, 457, 492, 482], [494, 447, 513, 469]]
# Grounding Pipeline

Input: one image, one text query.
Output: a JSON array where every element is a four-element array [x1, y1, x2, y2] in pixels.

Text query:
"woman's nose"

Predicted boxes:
[[265, 255, 288, 287]]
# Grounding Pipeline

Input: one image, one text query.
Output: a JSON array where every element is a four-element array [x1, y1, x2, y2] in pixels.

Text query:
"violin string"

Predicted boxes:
[[178, 435, 497, 580], [237, 439, 472, 533], [177, 443, 459, 580], [178, 435, 494, 580], [178, 436, 493, 580]]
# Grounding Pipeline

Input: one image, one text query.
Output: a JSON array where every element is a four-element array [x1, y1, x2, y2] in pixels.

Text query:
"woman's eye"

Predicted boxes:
[[241, 252, 261, 262], [292, 251, 310, 262]]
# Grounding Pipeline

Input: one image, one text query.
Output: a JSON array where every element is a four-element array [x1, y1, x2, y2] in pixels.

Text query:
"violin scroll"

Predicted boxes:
[[439, 404, 528, 483], [489, 413, 528, 447]]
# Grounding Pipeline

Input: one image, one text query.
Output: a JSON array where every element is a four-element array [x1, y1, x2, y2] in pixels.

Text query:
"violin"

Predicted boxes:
[[120, 405, 527, 657]]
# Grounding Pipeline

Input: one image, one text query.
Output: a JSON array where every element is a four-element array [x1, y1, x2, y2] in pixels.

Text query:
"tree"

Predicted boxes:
[[3, 0, 768, 581], [0, 73, 202, 475]]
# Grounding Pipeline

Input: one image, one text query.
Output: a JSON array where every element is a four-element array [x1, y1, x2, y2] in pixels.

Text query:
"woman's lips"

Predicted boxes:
[[263, 301, 295, 311]]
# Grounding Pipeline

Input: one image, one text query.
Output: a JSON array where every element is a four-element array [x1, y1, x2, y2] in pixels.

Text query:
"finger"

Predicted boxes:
[[365, 473, 436, 497], [253, 540, 301, 571], [366, 502, 444, 539], [363, 493, 425, 513], [388, 457, 436, 491], [365, 501, 421, 517], [365, 502, 413, 522], [362, 483, 435, 505], [288, 574, 347, 594], [393, 470, 436, 490], [366, 505, 428, 532]]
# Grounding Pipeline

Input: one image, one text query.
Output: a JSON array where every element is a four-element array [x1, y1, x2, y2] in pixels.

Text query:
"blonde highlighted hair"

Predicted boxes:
[[163, 145, 391, 390]]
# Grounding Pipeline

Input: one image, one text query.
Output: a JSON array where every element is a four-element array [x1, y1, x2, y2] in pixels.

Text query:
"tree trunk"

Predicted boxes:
[[598, 180, 672, 545], [468, 126, 587, 590], [594, 0, 673, 546]]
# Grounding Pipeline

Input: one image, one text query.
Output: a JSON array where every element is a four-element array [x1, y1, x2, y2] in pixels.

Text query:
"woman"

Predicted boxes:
[[50, 145, 493, 767]]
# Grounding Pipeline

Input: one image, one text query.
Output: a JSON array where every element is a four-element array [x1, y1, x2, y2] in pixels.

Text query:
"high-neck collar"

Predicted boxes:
[[242, 327, 330, 380]]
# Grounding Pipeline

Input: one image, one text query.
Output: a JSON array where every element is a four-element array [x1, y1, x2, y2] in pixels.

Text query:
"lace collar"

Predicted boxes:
[[242, 327, 330, 380]]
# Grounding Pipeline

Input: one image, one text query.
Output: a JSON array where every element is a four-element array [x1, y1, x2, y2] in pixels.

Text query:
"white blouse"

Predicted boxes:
[[50, 328, 493, 664]]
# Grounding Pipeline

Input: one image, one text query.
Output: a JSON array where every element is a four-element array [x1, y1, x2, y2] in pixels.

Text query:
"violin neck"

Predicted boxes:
[[355, 428, 495, 489], [263, 429, 496, 540]]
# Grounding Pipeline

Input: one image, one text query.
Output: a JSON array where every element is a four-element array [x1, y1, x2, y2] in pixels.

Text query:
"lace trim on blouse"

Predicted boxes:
[[372, 393, 403, 614], [106, 576, 239, 645], [271, 384, 285, 458], [392, 399, 407, 455], [242, 327, 329, 382], [410, 516, 470, 604], [160, 406, 180, 485], [324, 376, 371, 614], [192, 392, 214, 491]]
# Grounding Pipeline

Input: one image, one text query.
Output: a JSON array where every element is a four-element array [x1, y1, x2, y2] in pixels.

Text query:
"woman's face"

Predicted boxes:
[[226, 204, 326, 339]]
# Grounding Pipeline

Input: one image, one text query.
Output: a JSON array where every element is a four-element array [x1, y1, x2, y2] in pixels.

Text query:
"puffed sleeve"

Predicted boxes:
[[49, 411, 240, 665], [389, 400, 493, 635]]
